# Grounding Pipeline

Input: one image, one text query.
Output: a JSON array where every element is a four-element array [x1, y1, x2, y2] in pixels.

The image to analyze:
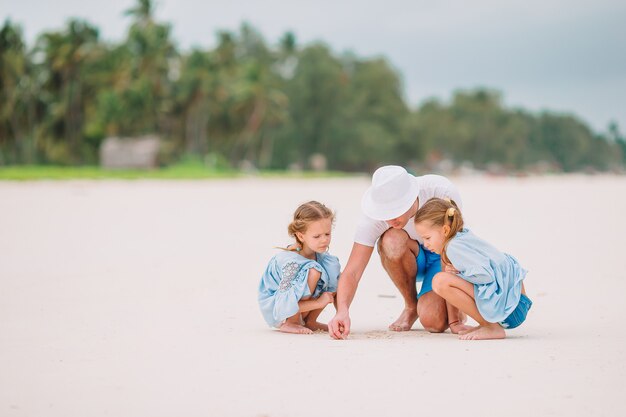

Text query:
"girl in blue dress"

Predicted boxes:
[[258, 201, 341, 334], [413, 198, 532, 340]]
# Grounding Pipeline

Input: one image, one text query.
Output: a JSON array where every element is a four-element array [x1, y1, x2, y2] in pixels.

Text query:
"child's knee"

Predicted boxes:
[[431, 272, 449, 295]]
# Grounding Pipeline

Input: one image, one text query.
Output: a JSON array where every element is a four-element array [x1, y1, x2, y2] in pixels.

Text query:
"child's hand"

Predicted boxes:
[[442, 262, 459, 274], [318, 292, 334, 307]]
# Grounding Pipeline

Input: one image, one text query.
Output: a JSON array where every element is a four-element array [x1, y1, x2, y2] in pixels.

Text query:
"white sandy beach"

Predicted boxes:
[[1, 175, 625, 417]]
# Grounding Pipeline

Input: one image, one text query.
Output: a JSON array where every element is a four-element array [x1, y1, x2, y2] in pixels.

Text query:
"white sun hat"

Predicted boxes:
[[361, 165, 419, 220]]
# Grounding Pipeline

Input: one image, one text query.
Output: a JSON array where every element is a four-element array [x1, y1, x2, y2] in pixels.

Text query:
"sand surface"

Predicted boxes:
[[1, 176, 625, 417]]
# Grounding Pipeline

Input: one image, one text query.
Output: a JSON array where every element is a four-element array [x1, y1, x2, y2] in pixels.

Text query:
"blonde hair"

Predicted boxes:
[[413, 198, 464, 265], [285, 201, 335, 251]]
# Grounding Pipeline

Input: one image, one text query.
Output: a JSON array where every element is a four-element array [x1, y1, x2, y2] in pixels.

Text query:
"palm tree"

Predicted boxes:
[[36, 19, 100, 163], [175, 49, 215, 155], [0, 20, 41, 164], [226, 24, 289, 168], [121, 0, 177, 135], [124, 0, 156, 26]]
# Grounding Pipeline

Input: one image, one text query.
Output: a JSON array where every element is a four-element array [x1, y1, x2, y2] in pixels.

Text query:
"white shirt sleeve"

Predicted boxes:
[[417, 175, 463, 210], [353, 214, 389, 247]]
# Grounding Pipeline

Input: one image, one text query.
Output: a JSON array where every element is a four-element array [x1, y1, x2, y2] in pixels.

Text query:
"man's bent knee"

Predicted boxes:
[[378, 229, 409, 259], [418, 291, 448, 333], [420, 315, 448, 333]]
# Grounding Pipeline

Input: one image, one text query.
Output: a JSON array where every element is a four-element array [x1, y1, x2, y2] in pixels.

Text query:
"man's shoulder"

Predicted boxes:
[[356, 214, 388, 231], [354, 214, 388, 247], [415, 174, 454, 186], [416, 173, 462, 207]]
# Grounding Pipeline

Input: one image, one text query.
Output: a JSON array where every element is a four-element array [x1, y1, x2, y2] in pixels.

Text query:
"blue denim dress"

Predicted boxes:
[[258, 250, 340, 328], [446, 229, 529, 325]]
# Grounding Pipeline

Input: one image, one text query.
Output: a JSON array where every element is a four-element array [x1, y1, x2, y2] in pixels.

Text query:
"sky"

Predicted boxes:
[[2, 0, 625, 133]]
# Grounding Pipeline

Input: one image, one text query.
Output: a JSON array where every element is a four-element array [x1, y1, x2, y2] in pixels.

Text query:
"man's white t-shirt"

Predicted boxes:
[[354, 174, 463, 247]]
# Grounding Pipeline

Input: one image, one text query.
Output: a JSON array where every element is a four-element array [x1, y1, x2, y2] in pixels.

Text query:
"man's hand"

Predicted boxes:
[[328, 311, 351, 340], [327, 242, 373, 340]]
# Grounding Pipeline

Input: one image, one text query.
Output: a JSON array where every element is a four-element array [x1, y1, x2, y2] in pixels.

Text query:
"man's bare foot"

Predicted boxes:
[[279, 322, 313, 334], [450, 322, 475, 334], [459, 324, 505, 340], [389, 307, 418, 331], [305, 321, 328, 332]]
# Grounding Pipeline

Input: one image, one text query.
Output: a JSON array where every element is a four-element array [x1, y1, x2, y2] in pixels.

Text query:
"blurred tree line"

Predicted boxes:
[[1, 0, 625, 172]]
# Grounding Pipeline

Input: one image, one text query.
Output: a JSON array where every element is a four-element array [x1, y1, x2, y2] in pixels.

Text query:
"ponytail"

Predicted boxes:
[[440, 200, 463, 265]]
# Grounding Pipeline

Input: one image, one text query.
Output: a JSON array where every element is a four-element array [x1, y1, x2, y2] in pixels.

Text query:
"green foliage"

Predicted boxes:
[[0, 0, 622, 173], [400, 90, 623, 172]]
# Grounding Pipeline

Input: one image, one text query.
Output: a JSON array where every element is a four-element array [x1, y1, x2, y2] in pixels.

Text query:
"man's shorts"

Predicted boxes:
[[499, 293, 533, 329], [416, 244, 442, 298]]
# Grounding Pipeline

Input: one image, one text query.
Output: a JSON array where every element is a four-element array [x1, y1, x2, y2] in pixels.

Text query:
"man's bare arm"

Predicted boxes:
[[336, 242, 374, 311], [328, 243, 374, 339]]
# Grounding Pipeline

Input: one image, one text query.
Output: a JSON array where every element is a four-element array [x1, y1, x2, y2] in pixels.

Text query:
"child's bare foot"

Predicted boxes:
[[279, 322, 313, 334], [305, 321, 328, 332], [447, 308, 471, 333], [457, 325, 478, 335], [458, 310, 467, 324], [449, 322, 475, 334], [389, 307, 418, 331], [459, 324, 505, 340]]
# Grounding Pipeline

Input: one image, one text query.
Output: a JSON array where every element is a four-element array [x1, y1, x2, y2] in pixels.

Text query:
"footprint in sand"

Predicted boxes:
[[363, 330, 393, 339]]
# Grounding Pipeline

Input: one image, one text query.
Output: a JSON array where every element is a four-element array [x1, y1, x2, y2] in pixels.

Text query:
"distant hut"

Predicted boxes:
[[100, 136, 160, 169]]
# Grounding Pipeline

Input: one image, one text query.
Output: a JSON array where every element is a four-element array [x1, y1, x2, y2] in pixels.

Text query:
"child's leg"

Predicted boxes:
[[304, 308, 328, 331], [279, 269, 328, 335], [446, 301, 473, 334], [295, 269, 326, 314], [432, 272, 484, 323], [378, 229, 420, 331], [302, 268, 329, 331], [432, 272, 505, 340], [280, 313, 314, 334]]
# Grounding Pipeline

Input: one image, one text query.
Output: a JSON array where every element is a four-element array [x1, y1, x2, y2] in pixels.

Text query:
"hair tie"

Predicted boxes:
[[446, 207, 455, 217]]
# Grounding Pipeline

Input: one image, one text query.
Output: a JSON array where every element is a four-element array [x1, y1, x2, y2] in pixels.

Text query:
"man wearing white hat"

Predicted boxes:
[[329, 165, 466, 339]]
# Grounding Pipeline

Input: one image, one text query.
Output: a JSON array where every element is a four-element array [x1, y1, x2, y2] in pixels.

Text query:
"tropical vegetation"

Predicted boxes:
[[1, 0, 624, 173]]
